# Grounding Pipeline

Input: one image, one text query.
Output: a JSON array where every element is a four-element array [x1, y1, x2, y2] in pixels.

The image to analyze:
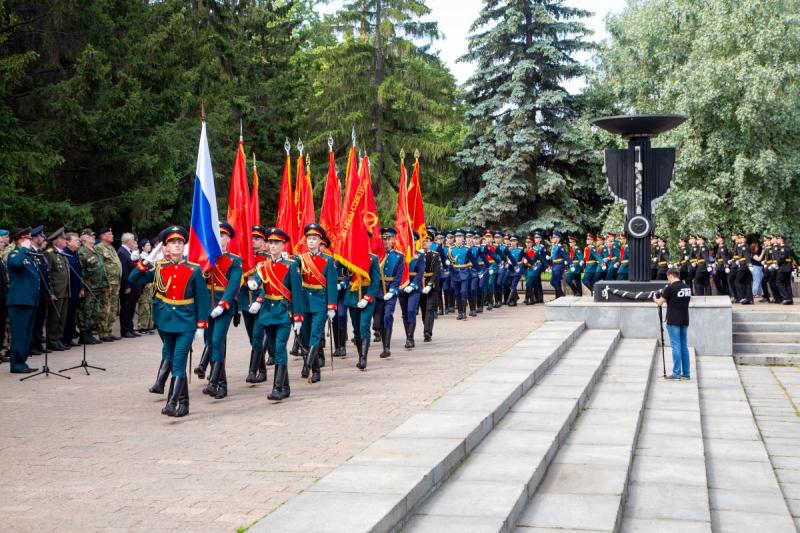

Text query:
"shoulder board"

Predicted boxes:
[[370, 253, 378, 258], [226, 252, 240, 259], [156, 259, 170, 265], [185, 260, 201, 267]]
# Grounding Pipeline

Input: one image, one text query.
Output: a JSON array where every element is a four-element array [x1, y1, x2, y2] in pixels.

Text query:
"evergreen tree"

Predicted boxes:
[[455, 0, 602, 233]]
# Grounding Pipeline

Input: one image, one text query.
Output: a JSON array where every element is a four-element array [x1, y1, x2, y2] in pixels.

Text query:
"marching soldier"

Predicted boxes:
[[548, 231, 570, 298], [130, 226, 210, 417], [601, 233, 620, 281], [468, 231, 486, 313], [733, 232, 754, 304], [449, 229, 474, 319], [774, 233, 794, 304], [235, 225, 270, 382], [686, 235, 698, 288], [694, 235, 712, 295], [616, 233, 629, 281], [677, 238, 690, 282], [581, 233, 598, 293], [650, 235, 659, 280], [374, 228, 403, 357], [6, 228, 40, 373], [199, 222, 242, 400], [713, 233, 730, 296], [399, 232, 427, 348], [443, 231, 456, 313], [564, 235, 582, 295], [297, 224, 337, 382], [332, 257, 350, 358], [655, 236, 672, 280], [505, 235, 524, 305], [492, 231, 509, 308], [519, 234, 534, 304], [246, 228, 303, 400], [44, 228, 71, 351], [344, 244, 381, 370], [765, 235, 781, 303], [727, 232, 741, 302], [420, 232, 441, 342], [95, 227, 122, 342], [429, 230, 447, 315], [76, 229, 106, 345], [525, 231, 547, 303]]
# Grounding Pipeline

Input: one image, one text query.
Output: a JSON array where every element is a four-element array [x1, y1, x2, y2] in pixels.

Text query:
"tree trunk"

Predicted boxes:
[[372, 0, 384, 195]]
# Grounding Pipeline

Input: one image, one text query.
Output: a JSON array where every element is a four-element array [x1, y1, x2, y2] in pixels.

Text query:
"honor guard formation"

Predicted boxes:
[[0, 223, 796, 418]]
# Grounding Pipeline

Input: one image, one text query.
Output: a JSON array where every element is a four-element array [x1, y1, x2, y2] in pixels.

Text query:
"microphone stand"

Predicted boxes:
[[60, 255, 106, 375], [21, 248, 70, 381]]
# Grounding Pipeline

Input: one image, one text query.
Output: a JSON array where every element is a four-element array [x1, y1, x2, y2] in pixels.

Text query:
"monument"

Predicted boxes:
[[591, 114, 686, 300]]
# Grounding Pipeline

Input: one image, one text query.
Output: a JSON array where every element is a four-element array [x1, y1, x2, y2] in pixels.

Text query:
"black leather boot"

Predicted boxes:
[[203, 361, 221, 396], [406, 322, 416, 348], [301, 343, 315, 379], [282, 364, 291, 398], [373, 329, 382, 342], [193, 346, 211, 379], [335, 327, 347, 357], [162, 376, 182, 416], [215, 362, 228, 399], [485, 291, 493, 311], [265, 344, 275, 366], [149, 358, 172, 394], [477, 294, 484, 313], [357, 339, 369, 370], [318, 344, 326, 368], [494, 290, 502, 308], [246, 348, 259, 383], [268, 364, 287, 400], [380, 327, 392, 358], [175, 378, 190, 417], [310, 346, 321, 383], [255, 347, 268, 383], [469, 296, 478, 316]]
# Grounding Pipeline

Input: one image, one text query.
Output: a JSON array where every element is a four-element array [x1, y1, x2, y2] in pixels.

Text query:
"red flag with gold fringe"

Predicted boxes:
[[360, 155, 384, 259], [335, 146, 371, 281], [407, 154, 427, 249], [226, 139, 254, 273], [395, 155, 414, 287], [275, 147, 298, 253], [319, 149, 342, 252]]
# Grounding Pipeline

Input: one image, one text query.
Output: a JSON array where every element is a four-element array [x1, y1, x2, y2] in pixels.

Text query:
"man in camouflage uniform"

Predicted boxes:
[[94, 227, 122, 341], [136, 238, 155, 333], [77, 229, 106, 344]]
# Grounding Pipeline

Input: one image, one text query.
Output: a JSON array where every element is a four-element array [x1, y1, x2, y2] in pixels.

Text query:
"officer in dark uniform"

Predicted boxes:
[[727, 232, 741, 302], [677, 238, 689, 282], [130, 226, 210, 417], [766, 235, 781, 303], [344, 245, 381, 370], [548, 231, 570, 298], [693, 235, 712, 296], [713, 233, 730, 296], [62, 232, 83, 348], [505, 235, 524, 305], [420, 231, 441, 342], [774, 233, 794, 304], [332, 256, 350, 359], [733, 232, 753, 304], [449, 229, 474, 319], [655, 236, 671, 280], [6, 228, 40, 373], [233, 225, 270, 380], [29, 226, 50, 355], [564, 235, 582, 295], [44, 228, 71, 351], [650, 235, 659, 280], [297, 224, 337, 382], [400, 232, 427, 348], [373, 228, 403, 357], [247, 228, 304, 400], [200, 222, 242, 400], [686, 235, 698, 288]]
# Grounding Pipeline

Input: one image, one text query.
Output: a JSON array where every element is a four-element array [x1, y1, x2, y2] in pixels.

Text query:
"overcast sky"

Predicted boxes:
[[319, 0, 628, 91]]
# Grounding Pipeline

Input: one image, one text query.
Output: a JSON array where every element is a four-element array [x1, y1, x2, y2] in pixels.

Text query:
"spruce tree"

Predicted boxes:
[[455, 0, 600, 232]]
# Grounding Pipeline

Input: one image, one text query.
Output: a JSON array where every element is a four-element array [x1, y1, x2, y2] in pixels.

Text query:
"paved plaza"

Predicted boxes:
[[0, 305, 545, 533]]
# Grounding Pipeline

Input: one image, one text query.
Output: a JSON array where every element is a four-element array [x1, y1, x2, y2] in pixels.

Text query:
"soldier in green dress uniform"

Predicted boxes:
[[44, 228, 71, 351], [6, 228, 40, 373]]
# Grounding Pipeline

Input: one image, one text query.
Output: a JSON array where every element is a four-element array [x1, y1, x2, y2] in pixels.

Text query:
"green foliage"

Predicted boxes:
[[592, 0, 800, 247], [454, 0, 607, 234]]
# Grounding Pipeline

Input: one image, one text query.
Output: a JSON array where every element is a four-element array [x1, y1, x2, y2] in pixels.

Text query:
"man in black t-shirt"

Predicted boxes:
[[654, 268, 692, 380]]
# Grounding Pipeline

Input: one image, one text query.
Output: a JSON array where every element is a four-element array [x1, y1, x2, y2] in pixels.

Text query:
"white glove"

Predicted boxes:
[[357, 298, 368, 309], [668, 263, 675, 269], [293, 322, 302, 334], [131, 250, 140, 261], [601, 266, 607, 271], [383, 292, 395, 300], [614, 262, 620, 268], [579, 261, 585, 267], [327, 309, 336, 320], [445, 260, 451, 266], [725, 268, 731, 274], [422, 285, 432, 294], [247, 278, 258, 291], [194, 328, 204, 341], [545, 255, 551, 260], [20, 238, 32, 249], [210, 305, 224, 318], [248, 302, 262, 314], [337, 281, 346, 290], [142, 242, 162, 265], [404, 285, 413, 293], [281, 251, 289, 259], [707, 267, 713, 273]]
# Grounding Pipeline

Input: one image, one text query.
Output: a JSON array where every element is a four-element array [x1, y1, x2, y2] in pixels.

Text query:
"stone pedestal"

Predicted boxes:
[[545, 296, 732, 356]]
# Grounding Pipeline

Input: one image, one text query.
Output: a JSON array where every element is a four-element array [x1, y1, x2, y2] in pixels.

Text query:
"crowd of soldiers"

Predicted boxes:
[[0, 226, 157, 374], [1, 222, 795, 417]]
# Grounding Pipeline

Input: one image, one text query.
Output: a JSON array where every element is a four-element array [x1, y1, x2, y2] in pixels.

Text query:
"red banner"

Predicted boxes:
[[335, 146, 371, 281], [226, 141, 254, 273], [294, 154, 316, 253], [395, 159, 414, 287], [361, 155, 383, 259], [407, 158, 427, 249], [275, 153, 298, 254], [319, 150, 342, 252], [250, 156, 260, 227]]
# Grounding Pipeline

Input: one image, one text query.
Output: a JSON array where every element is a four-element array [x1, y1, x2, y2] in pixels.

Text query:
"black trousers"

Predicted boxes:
[[713, 268, 728, 295], [420, 289, 438, 337], [119, 287, 140, 335], [735, 268, 753, 303], [693, 268, 711, 296], [727, 269, 739, 300], [777, 271, 793, 302], [768, 270, 780, 301]]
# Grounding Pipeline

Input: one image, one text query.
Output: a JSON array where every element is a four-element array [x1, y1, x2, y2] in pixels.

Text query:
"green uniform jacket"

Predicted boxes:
[[237, 252, 269, 311], [95, 242, 122, 286], [45, 247, 71, 298], [208, 251, 242, 311], [252, 257, 304, 326], [129, 259, 210, 333], [298, 251, 338, 313], [78, 246, 108, 289], [7, 246, 40, 306], [344, 254, 381, 307]]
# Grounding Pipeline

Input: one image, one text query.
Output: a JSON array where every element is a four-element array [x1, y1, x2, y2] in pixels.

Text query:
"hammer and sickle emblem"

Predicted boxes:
[[364, 212, 378, 230]]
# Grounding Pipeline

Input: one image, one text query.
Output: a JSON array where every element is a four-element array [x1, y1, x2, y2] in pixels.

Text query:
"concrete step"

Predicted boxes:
[[698, 356, 796, 532], [249, 321, 585, 533], [733, 321, 800, 333], [515, 338, 657, 533], [733, 332, 800, 344], [402, 328, 621, 533], [620, 349, 713, 532], [734, 342, 800, 354], [735, 353, 800, 366], [732, 309, 800, 323]]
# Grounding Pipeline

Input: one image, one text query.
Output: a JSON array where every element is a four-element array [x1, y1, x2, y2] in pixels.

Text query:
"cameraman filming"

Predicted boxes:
[[654, 267, 692, 380]]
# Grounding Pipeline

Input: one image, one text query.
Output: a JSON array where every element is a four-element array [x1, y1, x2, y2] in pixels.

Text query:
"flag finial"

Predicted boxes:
[[414, 149, 420, 160], [252, 152, 256, 169], [328, 133, 334, 152], [239, 119, 243, 142], [284, 138, 291, 155], [200, 102, 206, 121], [400, 148, 406, 162], [351, 126, 356, 147], [297, 139, 304, 155]]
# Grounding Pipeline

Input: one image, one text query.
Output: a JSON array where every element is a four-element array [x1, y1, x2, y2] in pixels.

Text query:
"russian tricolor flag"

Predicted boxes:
[[188, 120, 222, 271]]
